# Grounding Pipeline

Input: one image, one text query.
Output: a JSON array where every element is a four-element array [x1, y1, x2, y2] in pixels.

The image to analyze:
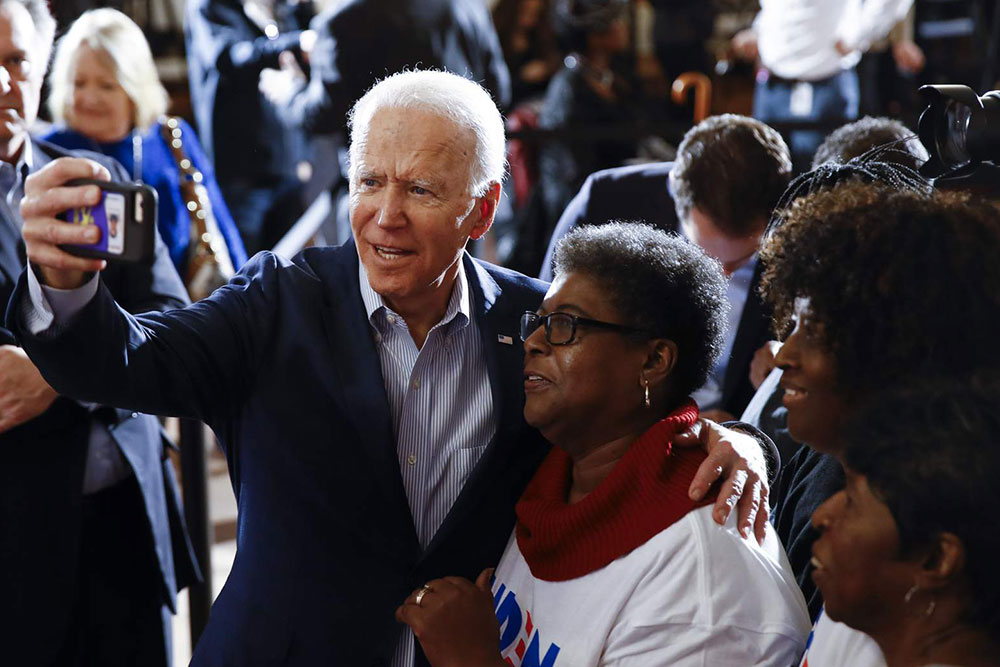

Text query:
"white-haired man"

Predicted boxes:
[[10, 70, 771, 666]]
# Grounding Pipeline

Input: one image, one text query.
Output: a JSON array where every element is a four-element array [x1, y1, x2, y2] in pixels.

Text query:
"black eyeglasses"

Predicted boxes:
[[520, 311, 648, 346]]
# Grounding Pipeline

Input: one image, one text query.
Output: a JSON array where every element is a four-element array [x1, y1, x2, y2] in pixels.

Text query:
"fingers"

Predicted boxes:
[[754, 483, 771, 545], [475, 568, 494, 591], [21, 160, 109, 283], [688, 455, 723, 501], [23, 157, 110, 199], [21, 182, 102, 221], [734, 471, 762, 539], [713, 468, 748, 526]]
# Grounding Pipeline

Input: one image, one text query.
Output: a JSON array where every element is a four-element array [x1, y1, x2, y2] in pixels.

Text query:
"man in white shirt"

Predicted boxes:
[[732, 0, 913, 170]]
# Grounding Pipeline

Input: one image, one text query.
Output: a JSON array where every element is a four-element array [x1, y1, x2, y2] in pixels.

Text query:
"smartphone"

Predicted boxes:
[[58, 178, 157, 264]]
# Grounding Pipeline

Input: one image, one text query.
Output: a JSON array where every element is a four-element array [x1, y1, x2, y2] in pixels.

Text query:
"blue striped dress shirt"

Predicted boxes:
[[358, 259, 496, 667]]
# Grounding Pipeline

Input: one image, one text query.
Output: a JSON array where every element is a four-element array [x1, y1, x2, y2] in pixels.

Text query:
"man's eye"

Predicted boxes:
[[361, 178, 378, 188], [411, 186, 429, 195]]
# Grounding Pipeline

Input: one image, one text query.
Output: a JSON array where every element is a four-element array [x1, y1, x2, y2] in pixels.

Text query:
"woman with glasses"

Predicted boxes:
[[396, 222, 809, 666]]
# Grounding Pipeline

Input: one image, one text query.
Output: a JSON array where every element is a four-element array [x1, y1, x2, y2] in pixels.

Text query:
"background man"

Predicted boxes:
[[10, 71, 769, 666], [541, 114, 792, 422], [732, 0, 913, 170], [0, 1, 198, 664], [185, 0, 314, 253]]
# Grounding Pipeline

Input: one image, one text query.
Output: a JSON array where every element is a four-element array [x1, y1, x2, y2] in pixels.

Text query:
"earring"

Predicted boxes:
[[641, 375, 650, 408], [924, 599, 936, 618], [904, 583, 919, 604]]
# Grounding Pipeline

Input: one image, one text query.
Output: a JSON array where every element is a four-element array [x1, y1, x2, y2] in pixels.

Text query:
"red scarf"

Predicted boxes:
[[515, 400, 716, 581]]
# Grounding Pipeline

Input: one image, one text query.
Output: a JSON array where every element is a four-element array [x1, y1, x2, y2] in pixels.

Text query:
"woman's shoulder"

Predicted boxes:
[[37, 125, 91, 151]]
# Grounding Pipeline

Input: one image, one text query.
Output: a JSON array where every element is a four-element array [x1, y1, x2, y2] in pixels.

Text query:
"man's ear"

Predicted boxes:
[[470, 182, 501, 241], [916, 532, 966, 593], [643, 338, 678, 388]]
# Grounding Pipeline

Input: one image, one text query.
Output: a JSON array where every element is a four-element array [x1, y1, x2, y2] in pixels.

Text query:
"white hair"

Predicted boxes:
[[47, 8, 168, 132], [347, 70, 506, 197], [3, 0, 55, 75]]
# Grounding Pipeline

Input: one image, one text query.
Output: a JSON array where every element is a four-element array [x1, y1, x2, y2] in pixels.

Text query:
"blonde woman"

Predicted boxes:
[[42, 8, 247, 283]]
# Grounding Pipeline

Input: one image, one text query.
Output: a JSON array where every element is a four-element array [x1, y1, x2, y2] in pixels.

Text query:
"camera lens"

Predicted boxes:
[[936, 100, 973, 169]]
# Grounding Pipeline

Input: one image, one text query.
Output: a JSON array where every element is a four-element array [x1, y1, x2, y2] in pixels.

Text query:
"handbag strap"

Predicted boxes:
[[160, 117, 210, 242]]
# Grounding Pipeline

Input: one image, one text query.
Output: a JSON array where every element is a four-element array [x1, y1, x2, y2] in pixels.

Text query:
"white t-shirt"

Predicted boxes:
[[800, 608, 886, 667], [755, 0, 913, 80], [491, 505, 811, 666]]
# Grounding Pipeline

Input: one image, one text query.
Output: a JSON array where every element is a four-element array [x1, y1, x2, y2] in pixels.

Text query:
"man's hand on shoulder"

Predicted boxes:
[[674, 419, 770, 544], [21, 157, 110, 289], [0, 345, 57, 432]]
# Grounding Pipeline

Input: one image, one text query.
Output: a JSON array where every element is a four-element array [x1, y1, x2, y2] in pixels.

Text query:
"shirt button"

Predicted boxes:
[[407, 454, 417, 465], [411, 379, 420, 390], [386, 314, 396, 324], [372, 332, 382, 343]]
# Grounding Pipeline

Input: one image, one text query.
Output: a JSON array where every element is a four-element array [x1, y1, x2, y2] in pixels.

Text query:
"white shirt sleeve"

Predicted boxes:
[[838, 0, 914, 53], [23, 266, 100, 334]]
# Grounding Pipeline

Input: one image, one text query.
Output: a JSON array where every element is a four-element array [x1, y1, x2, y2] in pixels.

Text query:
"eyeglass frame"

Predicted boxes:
[[520, 311, 650, 346]]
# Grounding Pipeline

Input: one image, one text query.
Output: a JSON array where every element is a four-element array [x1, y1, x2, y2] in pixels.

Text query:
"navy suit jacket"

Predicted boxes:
[[539, 162, 773, 418], [0, 139, 199, 662], [9, 241, 549, 665]]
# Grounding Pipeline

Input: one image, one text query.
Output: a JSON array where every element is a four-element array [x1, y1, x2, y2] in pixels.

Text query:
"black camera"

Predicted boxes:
[[918, 85, 1000, 179]]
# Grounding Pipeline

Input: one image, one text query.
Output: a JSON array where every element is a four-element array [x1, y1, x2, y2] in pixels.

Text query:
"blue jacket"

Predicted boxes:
[[0, 139, 200, 664], [8, 241, 550, 666], [41, 121, 249, 274]]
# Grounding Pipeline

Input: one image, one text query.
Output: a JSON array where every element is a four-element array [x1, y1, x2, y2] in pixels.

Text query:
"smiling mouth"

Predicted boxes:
[[781, 383, 808, 406], [373, 245, 412, 261], [523, 373, 552, 391]]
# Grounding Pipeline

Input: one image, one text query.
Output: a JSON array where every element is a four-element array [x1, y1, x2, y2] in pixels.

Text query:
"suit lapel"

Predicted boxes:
[[419, 255, 531, 559], [0, 140, 53, 312], [315, 243, 421, 554]]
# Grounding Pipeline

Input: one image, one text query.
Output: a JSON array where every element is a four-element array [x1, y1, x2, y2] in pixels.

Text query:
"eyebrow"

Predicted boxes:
[[538, 303, 589, 317]]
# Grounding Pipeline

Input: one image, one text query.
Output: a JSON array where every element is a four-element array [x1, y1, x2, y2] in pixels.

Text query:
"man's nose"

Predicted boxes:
[[376, 188, 406, 228], [0, 67, 13, 94]]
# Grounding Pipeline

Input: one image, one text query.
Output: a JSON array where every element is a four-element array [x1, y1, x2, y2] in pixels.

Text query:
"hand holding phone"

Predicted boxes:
[[22, 157, 143, 290], [58, 178, 157, 264]]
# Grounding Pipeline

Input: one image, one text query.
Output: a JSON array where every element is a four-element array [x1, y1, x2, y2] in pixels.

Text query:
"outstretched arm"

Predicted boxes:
[[9, 157, 276, 426]]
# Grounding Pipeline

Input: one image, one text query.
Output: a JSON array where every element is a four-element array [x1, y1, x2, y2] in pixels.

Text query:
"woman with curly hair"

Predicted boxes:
[[758, 180, 1000, 665], [396, 222, 810, 666]]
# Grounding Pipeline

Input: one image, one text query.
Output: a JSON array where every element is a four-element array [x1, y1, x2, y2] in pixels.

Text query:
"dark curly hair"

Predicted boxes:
[[552, 221, 728, 404], [812, 116, 929, 171], [669, 114, 792, 238], [760, 181, 1000, 397], [842, 376, 1000, 640]]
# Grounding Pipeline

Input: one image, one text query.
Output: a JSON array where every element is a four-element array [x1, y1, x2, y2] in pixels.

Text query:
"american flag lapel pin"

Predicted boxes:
[[497, 334, 514, 345]]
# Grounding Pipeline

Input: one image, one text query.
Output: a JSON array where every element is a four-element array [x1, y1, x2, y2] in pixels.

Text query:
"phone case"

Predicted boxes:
[[58, 178, 157, 264]]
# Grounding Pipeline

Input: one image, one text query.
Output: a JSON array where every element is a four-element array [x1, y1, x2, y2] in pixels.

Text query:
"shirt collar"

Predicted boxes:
[[358, 254, 472, 333]]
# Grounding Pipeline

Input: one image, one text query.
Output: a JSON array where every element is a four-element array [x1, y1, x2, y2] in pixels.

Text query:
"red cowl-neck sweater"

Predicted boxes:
[[515, 400, 716, 582]]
